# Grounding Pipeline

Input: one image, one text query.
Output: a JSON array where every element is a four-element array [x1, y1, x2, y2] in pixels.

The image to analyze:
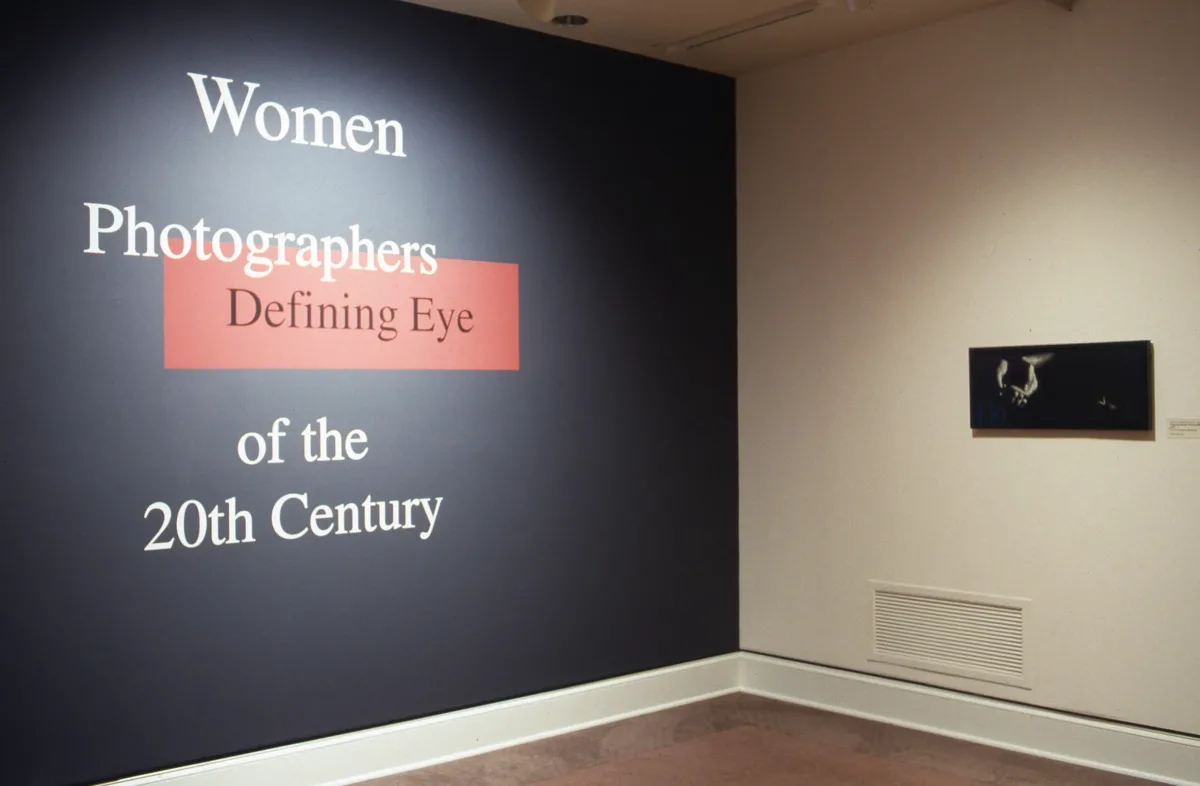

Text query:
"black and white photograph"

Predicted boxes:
[[969, 340, 1152, 431]]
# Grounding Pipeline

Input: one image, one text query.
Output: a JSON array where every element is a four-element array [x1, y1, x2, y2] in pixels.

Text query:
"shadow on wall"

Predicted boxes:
[[971, 428, 1155, 442]]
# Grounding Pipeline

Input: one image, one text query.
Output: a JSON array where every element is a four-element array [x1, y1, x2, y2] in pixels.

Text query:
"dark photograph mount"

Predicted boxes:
[[969, 340, 1152, 431]]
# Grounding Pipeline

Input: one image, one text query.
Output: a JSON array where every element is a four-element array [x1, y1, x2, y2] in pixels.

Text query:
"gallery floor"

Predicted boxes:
[[369, 693, 1156, 785]]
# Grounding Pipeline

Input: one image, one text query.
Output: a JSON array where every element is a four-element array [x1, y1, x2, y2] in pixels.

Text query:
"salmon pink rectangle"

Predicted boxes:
[[163, 244, 519, 370]]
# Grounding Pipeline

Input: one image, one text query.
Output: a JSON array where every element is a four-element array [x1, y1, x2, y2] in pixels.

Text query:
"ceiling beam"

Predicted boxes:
[[1043, 0, 1075, 9]]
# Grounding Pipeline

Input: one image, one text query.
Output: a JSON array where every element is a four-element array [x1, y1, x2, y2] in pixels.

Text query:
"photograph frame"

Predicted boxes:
[[969, 340, 1153, 431]]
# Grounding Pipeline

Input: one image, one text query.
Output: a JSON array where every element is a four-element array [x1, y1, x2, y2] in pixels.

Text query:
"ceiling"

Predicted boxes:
[[400, 0, 1024, 76]]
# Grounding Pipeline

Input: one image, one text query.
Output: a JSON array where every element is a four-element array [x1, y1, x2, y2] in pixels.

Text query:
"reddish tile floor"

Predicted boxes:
[[368, 693, 1161, 786]]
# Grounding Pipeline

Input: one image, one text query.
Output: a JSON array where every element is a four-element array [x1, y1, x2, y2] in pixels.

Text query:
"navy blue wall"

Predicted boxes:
[[1, 2, 738, 784]]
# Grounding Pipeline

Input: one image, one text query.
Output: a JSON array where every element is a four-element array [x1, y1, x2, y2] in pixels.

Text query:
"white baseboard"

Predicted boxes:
[[740, 652, 1200, 786], [99, 652, 1200, 786], [99, 654, 740, 786]]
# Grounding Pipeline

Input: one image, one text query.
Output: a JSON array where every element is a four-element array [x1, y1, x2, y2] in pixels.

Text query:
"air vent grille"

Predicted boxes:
[[871, 584, 1029, 689], [663, 0, 819, 52]]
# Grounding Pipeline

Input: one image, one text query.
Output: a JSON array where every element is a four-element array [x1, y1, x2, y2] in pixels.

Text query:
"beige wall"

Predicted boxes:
[[737, 0, 1200, 735]]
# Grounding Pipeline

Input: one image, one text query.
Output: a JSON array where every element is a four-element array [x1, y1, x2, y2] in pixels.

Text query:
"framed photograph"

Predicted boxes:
[[969, 340, 1152, 430]]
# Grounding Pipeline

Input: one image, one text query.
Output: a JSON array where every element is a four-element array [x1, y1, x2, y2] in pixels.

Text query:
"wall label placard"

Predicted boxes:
[[1166, 418, 1200, 438]]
